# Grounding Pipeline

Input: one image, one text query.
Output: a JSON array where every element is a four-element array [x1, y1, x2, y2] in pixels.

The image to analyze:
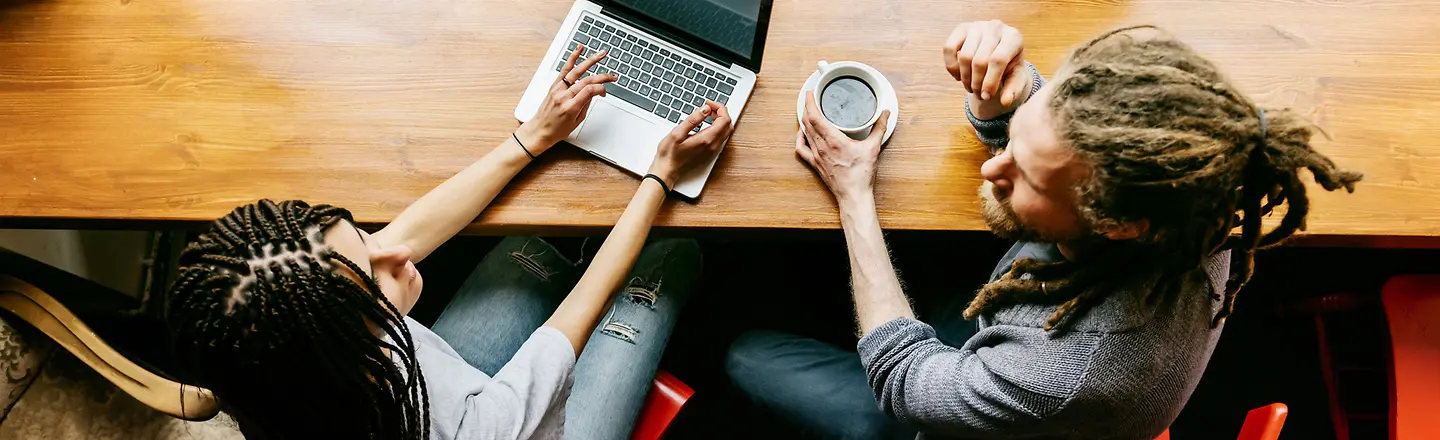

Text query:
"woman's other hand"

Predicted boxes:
[[647, 101, 734, 188]]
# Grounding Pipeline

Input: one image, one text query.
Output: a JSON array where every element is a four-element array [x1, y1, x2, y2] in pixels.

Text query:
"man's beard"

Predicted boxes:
[[979, 181, 1069, 243]]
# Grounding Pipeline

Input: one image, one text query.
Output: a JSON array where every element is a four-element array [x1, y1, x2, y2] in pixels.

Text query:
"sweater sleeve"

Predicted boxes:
[[453, 326, 576, 440], [965, 62, 1046, 154], [858, 317, 1101, 437]]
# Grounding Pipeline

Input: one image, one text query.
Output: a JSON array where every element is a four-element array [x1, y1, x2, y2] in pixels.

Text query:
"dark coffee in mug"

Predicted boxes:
[[820, 75, 878, 128]]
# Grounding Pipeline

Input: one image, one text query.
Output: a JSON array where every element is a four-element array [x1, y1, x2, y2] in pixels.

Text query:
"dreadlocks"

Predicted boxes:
[[965, 26, 1363, 331], [166, 199, 430, 439]]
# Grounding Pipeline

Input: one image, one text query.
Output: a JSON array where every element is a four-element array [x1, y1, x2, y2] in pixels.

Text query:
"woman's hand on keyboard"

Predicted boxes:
[[518, 45, 617, 152], [648, 100, 733, 187]]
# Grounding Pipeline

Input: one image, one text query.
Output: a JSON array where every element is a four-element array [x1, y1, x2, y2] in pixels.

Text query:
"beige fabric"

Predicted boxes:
[[0, 315, 52, 419], [0, 351, 241, 439]]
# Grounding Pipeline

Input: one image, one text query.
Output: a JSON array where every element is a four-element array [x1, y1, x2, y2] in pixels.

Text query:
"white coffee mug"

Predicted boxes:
[[813, 60, 889, 140]]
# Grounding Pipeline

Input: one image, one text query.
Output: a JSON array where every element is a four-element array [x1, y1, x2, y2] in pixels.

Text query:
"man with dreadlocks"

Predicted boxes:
[[726, 21, 1362, 439], [166, 46, 732, 440]]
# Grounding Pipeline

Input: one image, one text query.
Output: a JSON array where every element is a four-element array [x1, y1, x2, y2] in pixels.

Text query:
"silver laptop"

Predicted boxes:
[[515, 0, 774, 199]]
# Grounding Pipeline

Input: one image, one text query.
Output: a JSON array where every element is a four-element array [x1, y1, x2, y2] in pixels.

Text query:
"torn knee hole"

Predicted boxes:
[[600, 321, 640, 344], [509, 251, 555, 282], [623, 277, 661, 307]]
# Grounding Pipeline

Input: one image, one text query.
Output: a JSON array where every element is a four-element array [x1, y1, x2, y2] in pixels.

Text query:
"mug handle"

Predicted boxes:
[[816, 60, 831, 75]]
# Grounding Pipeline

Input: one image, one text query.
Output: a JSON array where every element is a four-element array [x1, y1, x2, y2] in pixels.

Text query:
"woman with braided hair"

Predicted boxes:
[[166, 46, 732, 440], [725, 21, 1362, 439]]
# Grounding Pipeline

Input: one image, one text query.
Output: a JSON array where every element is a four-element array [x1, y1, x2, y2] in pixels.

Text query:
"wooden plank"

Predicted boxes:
[[1, 0, 1436, 238]]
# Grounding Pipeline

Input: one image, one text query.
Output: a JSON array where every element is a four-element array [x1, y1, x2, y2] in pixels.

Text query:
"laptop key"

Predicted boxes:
[[641, 73, 653, 83], [718, 82, 734, 94], [580, 23, 592, 34], [652, 52, 664, 63], [690, 96, 703, 107], [724, 76, 738, 85], [663, 59, 675, 70], [568, 41, 579, 51], [684, 80, 697, 91], [605, 83, 657, 112], [583, 16, 594, 24], [649, 77, 661, 88], [617, 29, 628, 39], [682, 59, 693, 67], [660, 48, 671, 57], [661, 83, 673, 94], [575, 33, 590, 45], [684, 68, 697, 79], [718, 93, 729, 104], [668, 111, 682, 123], [703, 67, 716, 76], [706, 89, 718, 101], [705, 77, 718, 88], [663, 71, 675, 82], [649, 89, 662, 100], [604, 23, 615, 33]]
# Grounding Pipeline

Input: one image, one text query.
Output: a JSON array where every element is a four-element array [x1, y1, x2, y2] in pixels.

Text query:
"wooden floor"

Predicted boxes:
[[2, 0, 1439, 238]]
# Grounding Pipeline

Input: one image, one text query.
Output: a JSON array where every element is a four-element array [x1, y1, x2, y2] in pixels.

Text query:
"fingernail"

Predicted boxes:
[[982, 92, 990, 100]]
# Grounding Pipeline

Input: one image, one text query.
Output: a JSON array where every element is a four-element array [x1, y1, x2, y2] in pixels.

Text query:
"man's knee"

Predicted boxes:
[[725, 330, 804, 394]]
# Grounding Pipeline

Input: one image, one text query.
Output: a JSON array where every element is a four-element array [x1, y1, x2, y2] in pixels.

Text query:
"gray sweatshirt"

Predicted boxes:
[[857, 68, 1231, 439], [397, 317, 575, 440]]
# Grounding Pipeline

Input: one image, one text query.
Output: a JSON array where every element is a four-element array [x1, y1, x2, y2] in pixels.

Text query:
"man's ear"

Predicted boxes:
[[1098, 218, 1150, 241]]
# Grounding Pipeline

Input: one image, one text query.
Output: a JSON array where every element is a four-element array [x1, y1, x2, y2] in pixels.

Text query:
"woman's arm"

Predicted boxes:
[[543, 101, 733, 354], [373, 46, 616, 262]]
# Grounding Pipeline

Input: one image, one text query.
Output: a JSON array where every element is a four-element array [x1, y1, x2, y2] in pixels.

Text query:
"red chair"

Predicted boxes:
[[631, 370, 695, 440], [1154, 403, 1288, 440], [1380, 276, 1440, 440]]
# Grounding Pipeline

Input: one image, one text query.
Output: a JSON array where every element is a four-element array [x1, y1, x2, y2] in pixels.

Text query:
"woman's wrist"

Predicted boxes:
[[646, 163, 678, 189], [514, 123, 553, 156]]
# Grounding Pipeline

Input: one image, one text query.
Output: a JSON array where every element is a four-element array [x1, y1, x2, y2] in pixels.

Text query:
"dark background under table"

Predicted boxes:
[[409, 232, 1436, 440]]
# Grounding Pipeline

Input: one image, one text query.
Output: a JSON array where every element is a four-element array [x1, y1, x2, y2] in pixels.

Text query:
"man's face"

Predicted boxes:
[[978, 77, 1091, 243]]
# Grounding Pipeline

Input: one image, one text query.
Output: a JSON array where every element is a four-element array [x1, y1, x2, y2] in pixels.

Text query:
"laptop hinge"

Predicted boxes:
[[596, 7, 736, 69]]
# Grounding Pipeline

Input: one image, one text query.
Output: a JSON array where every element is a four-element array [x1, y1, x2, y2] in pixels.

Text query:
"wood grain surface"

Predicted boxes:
[[2, 0, 1437, 238]]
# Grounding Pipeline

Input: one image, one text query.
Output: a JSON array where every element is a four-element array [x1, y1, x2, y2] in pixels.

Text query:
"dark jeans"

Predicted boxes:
[[724, 290, 980, 439]]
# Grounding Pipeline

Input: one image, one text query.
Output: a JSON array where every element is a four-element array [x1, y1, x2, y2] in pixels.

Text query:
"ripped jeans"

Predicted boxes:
[[429, 236, 701, 440]]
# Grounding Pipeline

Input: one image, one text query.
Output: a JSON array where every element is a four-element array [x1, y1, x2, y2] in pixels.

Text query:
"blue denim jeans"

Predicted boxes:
[[430, 236, 701, 440], [725, 290, 979, 439]]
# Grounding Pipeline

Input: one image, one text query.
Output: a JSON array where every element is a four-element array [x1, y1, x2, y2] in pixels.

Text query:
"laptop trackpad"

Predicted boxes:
[[576, 100, 665, 174]]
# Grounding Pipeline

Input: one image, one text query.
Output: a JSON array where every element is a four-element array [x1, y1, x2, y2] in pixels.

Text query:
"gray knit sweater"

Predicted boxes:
[[856, 69, 1231, 439]]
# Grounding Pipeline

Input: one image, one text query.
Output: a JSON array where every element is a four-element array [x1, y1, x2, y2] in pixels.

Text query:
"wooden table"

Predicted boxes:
[[3, 0, 1439, 241]]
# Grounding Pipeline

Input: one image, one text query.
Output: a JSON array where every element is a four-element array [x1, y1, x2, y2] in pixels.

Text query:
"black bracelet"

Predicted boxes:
[[642, 174, 671, 195], [512, 132, 537, 159]]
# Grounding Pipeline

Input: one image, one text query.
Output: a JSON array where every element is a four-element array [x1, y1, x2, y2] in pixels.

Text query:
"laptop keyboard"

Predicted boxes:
[[556, 14, 738, 127]]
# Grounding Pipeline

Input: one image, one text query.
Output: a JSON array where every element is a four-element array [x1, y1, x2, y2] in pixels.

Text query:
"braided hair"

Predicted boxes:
[[165, 199, 429, 439], [965, 26, 1363, 331]]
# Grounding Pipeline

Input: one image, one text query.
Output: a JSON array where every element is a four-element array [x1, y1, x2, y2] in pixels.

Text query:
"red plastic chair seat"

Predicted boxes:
[[630, 370, 694, 440], [1154, 403, 1287, 440], [1382, 276, 1440, 440]]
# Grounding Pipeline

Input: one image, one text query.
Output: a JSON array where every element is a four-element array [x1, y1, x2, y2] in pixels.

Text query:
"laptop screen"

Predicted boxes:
[[605, 0, 769, 65]]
